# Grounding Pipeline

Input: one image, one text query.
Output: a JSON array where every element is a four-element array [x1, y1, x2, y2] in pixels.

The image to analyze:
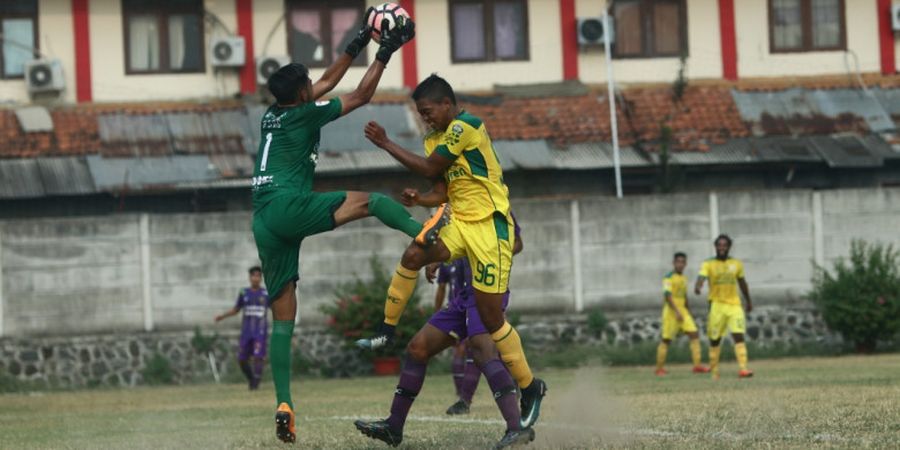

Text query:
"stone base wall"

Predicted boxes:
[[0, 306, 840, 389]]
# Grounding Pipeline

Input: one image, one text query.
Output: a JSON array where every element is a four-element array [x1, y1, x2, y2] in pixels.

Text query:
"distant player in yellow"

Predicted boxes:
[[695, 234, 754, 379], [656, 252, 709, 376]]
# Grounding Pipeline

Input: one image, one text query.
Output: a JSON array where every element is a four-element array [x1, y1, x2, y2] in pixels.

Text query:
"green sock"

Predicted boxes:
[[368, 193, 423, 238], [270, 320, 295, 409]]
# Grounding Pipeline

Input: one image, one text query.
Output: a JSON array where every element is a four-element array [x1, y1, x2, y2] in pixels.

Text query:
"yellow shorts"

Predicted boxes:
[[439, 211, 514, 294], [707, 302, 746, 340], [661, 306, 698, 340]]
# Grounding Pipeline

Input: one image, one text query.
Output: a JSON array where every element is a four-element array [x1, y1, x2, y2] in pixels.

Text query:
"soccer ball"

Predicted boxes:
[[369, 2, 411, 44]]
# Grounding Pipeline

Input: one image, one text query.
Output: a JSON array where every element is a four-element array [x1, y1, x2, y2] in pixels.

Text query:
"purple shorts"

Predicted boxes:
[[428, 292, 510, 341], [237, 335, 267, 360]]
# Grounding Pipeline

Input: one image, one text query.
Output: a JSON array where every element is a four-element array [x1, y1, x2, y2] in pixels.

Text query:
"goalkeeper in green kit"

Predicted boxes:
[[250, 11, 442, 443]]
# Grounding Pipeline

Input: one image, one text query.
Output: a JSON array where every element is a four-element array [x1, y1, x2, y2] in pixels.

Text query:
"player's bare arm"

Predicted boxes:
[[664, 293, 684, 321], [365, 121, 454, 178], [338, 17, 415, 116], [214, 307, 240, 322], [311, 7, 375, 99], [694, 276, 706, 295], [738, 277, 753, 312], [401, 180, 448, 207], [513, 233, 524, 255]]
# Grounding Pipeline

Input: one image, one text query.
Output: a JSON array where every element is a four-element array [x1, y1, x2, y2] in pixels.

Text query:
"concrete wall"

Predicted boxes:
[[2, 187, 899, 337]]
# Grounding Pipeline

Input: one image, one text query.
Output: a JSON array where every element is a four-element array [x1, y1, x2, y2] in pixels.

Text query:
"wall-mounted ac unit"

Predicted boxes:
[[892, 4, 900, 31], [210, 37, 246, 67], [577, 16, 614, 46], [256, 56, 290, 85], [25, 59, 65, 94]]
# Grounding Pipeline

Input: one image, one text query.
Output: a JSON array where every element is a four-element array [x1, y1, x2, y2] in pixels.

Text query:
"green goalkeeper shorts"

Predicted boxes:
[[252, 190, 347, 301]]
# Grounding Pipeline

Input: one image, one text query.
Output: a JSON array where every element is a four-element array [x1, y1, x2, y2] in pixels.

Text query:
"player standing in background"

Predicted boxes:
[[695, 235, 754, 380], [358, 74, 546, 434], [354, 223, 529, 448], [656, 253, 709, 376], [431, 260, 481, 415], [251, 12, 422, 443], [215, 266, 270, 390]]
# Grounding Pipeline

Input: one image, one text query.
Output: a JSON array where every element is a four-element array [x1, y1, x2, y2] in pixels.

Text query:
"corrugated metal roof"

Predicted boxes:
[[15, 106, 54, 132], [496, 140, 553, 170], [671, 139, 759, 165], [320, 104, 421, 153], [87, 155, 217, 190], [0, 159, 44, 198], [166, 110, 251, 155], [808, 135, 883, 168], [870, 87, 900, 117], [809, 89, 894, 132], [209, 153, 253, 177], [754, 137, 822, 163], [97, 114, 171, 157], [349, 150, 405, 172], [315, 150, 358, 174], [36, 157, 95, 195], [552, 143, 613, 169]]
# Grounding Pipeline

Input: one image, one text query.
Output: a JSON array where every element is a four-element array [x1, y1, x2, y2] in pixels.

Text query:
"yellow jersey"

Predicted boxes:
[[698, 257, 745, 305], [662, 271, 687, 309], [424, 111, 509, 222]]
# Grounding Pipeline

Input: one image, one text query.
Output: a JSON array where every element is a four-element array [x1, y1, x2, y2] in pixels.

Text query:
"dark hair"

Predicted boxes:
[[673, 252, 687, 260], [249, 266, 262, 275], [267, 63, 309, 104], [714, 234, 733, 246], [412, 74, 456, 105]]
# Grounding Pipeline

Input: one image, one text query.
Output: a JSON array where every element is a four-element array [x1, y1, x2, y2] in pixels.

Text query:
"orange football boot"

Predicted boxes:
[[414, 203, 451, 246], [738, 369, 754, 378], [275, 402, 296, 443], [692, 366, 711, 374]]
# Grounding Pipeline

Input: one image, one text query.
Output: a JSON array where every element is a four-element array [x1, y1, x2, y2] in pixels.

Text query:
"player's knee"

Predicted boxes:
[[400, 245, 427, 270], [406, 337, 431, 363], [661, 339, 671, 345], [466, 339, 495, 366], [709, 338, 721, 347], [732, 333, 745, 343], [366, 192, 385, 214]]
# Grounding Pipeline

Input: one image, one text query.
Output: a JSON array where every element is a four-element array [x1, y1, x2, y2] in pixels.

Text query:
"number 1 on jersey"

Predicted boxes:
[[261, 132, 273, 172]]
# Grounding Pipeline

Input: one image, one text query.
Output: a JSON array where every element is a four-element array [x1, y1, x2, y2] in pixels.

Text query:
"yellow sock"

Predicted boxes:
[[709, 345, 721, 377], [689, 339, 702, 367], [383, 264, 418, 326], [735, 342, 749, 371], [491, 321, 535, 388], [656, 343, 668, 370]]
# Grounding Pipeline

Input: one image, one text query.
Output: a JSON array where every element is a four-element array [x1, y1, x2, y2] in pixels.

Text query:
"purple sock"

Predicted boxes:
[[252, 358, 264, 381], [458, 350, 481, 404], [387, 357, 428, 432], [481, 359, 521, 431], [451, 353, 466, 397]]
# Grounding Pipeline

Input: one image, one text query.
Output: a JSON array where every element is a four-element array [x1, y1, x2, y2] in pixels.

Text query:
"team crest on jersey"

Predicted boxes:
[[728, 263, 737, 273], [444, 124, 463, 146], [262, 111, 284, 129]]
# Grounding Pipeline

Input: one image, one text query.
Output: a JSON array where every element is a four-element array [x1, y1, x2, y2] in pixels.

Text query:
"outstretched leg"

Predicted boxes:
[[270, 282, 298, 443]]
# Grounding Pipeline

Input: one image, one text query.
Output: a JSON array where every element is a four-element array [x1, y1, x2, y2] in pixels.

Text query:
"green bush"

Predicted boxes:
[[190, 326, 218, 354], [142, 352, 175, 385], [810, 240, 900, 352], [586, 309, 608, 337], [319, 256, 433, 358]]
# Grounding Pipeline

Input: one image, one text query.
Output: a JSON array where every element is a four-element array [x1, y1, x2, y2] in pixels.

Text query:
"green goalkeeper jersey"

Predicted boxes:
[[251, 98, 343, 209]]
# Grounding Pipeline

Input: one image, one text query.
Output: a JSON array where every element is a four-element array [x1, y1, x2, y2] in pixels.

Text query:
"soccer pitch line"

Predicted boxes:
[[311, 415, 858, 443]]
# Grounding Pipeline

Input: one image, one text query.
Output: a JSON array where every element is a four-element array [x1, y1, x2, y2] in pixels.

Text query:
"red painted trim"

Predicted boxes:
[[718, 0, 738, 81], [72, 0, 92, 102], [236, 0, 256, 94], [559, 0, 578, 80], [877, 0, 896, 75], [400, 0, 418, 90]]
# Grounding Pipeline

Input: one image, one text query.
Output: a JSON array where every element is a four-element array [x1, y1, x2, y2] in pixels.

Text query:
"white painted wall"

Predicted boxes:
[[577, 0, 723, 85], [736, 0, 881, 78], [0, 0, 76, 105], [414, 0, 563, 91], [253, 0, 403, 94]]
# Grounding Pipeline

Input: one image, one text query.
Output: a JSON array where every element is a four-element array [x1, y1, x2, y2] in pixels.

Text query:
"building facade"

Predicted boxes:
[[0, 0, 898, 104]]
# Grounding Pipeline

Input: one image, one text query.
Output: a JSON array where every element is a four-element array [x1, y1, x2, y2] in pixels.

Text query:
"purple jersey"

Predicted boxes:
[[439, 212, 522, 309], [235, 287, 269, 338]]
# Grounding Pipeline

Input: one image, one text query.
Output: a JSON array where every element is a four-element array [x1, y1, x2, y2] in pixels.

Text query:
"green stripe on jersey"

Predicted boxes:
[[463, 149, 488, 177]]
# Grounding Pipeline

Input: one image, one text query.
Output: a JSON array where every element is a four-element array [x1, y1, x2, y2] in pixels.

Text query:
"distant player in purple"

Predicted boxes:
[[429, 215, 521, 415], [215, 266, 270, 390]]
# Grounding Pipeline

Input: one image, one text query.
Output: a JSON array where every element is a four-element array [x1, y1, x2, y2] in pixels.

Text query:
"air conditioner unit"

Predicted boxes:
[[210, 36, 246, 67], [577, 16, 615, 46], [892, 4, 900, 31], [256, 55, 290, 85], [25, 59, 65, 94]]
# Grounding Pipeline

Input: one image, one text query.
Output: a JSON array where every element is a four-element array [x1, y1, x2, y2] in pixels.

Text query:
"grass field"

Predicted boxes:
[[1, 354, 898, 449]]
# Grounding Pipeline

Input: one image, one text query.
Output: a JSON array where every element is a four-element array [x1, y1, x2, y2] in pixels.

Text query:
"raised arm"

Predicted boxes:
[[311, 8, 374, 99], [338, 17, 415, 116], [365, 122, 454, 178]]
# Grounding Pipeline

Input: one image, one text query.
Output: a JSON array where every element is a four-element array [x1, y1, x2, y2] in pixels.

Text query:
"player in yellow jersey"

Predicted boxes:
[[695, 234, 754, 379], [354, 75, 542, 448], [656, 252, 709, 376]]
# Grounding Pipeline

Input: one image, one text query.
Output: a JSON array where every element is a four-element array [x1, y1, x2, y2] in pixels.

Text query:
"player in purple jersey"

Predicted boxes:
[[354, 215, 523, 448], [215, 266, 270, 390]]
